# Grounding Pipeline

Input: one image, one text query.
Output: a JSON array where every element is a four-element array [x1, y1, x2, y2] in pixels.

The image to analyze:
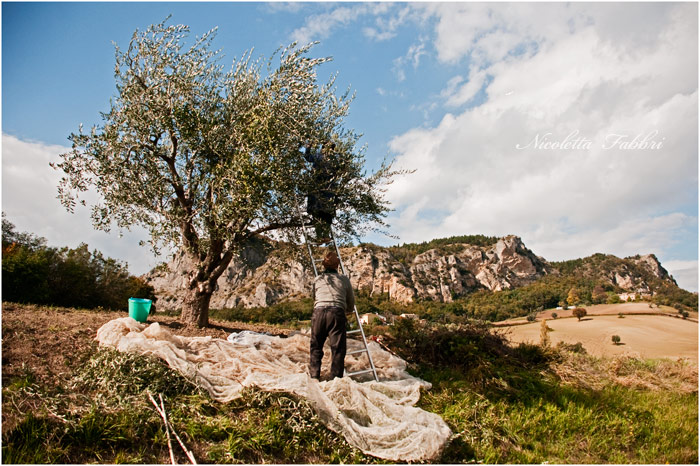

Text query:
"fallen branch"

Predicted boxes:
[[148, 393, 176, 464], [148, 392, 197, 464]]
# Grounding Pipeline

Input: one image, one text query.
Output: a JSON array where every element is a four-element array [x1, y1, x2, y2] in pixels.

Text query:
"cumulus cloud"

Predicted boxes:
[[1, 134, 159, 275], [385, 3, 698, 290], [443, 69, 490, 107]]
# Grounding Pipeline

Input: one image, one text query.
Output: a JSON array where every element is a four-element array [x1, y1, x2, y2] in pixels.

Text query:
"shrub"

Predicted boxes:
[[551, 312, 558, 319], [383, 318, 551, 378], [612, 335, 621, 345], [526, 313, 537, 322], [556, 341, 587, 354], [539, 319, 551, 347]]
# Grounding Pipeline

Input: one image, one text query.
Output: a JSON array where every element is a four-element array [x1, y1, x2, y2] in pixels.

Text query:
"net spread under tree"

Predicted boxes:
[[53, 19, 400, 327]]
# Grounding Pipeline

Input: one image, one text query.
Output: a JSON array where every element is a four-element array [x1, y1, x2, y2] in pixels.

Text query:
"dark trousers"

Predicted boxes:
[[309, 306, 347, 379], [307, 193, 335, 239]]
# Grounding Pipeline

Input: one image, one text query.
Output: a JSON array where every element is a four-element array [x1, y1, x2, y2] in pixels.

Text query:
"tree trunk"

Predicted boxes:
[[180, 282, 214, 327], [178, 240, 234, 327]]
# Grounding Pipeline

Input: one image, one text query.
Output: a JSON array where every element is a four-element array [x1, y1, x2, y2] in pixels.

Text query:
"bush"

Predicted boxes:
[[556, 341, 587, 354], [611, 335, 621, 345], [526, 313, 537, 322], [383, 318, 551, 374]]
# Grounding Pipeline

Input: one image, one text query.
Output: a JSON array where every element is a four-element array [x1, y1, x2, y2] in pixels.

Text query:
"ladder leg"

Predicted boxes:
[[331, 228, 379, 382]]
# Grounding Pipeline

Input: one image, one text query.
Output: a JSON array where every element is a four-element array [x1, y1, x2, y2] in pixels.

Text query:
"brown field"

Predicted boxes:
[[498, 302, 699, 324], [501, 312, 698, 362]]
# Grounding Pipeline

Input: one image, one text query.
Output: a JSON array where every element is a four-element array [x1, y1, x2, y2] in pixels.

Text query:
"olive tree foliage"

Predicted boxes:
[[53, 20, 401, 326]]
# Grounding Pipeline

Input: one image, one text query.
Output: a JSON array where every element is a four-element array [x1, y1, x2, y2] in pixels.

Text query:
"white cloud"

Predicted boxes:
[[393, 37, 428, 82], [385, 3, 698, 282], [663, 260, 699, 293], [363, 4, 413, 41], [291, 4, 371, 44], [1, 134, 160, 275], [291, 3, 406, 44], [443, 68, 489, 107]]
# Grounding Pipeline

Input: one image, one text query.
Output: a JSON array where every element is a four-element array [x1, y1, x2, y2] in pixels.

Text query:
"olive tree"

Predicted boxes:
[[53, 20, 399, 327]]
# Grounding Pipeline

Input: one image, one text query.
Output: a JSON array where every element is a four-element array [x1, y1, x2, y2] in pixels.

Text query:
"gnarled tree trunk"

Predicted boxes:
[[180, 281, 214, 327], [179, 244, 234, 327]]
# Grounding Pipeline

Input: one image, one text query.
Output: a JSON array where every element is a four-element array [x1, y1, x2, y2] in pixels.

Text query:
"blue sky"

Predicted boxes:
[[2, 2, 698, 292]]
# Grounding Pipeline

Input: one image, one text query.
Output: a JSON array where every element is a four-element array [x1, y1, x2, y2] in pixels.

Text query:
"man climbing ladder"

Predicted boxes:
[[299, 139, 338, 243], [295, 137, 378, 382]]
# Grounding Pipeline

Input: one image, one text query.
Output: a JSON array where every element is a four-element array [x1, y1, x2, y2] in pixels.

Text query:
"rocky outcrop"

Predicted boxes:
[[147, 235, 553, 311], [631, 254, 675, 283], [593, 253, 677, 293]]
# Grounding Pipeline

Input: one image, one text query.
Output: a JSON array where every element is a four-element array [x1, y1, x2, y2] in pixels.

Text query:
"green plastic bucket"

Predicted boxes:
[[128, 298, 152, 323]]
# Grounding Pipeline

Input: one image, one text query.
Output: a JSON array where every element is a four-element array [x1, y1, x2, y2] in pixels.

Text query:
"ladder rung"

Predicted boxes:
[[347, 348, 368, 355], [347, 329, 362, 334], [346, 369, 375, 377]]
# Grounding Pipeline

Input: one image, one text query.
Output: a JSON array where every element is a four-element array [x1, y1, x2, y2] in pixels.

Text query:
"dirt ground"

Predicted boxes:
[[502, 313, 698, 361], [1, 303, 291, 388]]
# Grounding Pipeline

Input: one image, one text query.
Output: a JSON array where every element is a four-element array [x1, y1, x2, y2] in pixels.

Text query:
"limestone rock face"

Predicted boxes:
[[407, 236, 550, 301], [145, 236, 677, 311], [603, 254, 676, 293], [632, 254, 675, 283], [146, 235, 552, 310]]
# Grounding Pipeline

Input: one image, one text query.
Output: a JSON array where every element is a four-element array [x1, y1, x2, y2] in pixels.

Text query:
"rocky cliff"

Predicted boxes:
[[146, 235, 676, 311], [149, 235, 548, 310]]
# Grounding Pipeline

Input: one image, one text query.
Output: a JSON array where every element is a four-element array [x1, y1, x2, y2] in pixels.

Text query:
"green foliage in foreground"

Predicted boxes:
[[2, 214, 155, 310], [2, 314, 696, 464]]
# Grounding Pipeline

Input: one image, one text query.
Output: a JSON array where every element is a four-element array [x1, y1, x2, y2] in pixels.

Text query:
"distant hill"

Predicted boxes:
[[146, 234, 695, 319]]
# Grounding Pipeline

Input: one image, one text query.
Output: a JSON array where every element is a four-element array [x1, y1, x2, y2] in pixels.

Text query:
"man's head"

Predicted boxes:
[[322, 251, 340, 271]]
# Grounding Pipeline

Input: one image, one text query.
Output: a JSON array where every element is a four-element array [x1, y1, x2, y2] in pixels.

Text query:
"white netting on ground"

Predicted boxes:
[[95, 318, 452, 461]]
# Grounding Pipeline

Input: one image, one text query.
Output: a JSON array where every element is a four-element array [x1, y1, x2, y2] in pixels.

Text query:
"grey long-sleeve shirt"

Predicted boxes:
[[313, 270, 355, 312]]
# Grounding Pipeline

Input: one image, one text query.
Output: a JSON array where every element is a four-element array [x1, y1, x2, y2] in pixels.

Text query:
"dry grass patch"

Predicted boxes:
[[553, 351, 698, 393]]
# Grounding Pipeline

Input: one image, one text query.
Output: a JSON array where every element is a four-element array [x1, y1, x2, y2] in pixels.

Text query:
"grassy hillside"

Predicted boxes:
[[2, 304, 697, 463]]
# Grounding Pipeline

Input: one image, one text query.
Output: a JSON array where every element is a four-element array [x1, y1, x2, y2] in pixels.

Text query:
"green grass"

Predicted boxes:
[[2, 318, 697, 463], [422, 375, 697, 463]]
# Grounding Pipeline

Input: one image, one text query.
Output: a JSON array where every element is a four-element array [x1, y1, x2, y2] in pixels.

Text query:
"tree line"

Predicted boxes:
[[2, 214, 155, 310]]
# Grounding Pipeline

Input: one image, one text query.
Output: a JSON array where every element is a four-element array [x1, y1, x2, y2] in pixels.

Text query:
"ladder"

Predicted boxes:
[[296, 204, 379, 382]]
